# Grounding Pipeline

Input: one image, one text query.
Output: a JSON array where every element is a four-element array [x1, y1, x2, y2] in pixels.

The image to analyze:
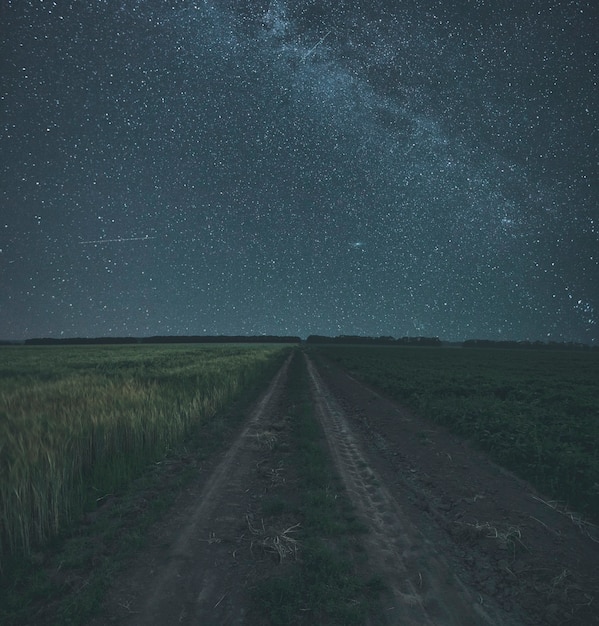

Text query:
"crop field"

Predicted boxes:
[[0, 344, 288, 563], [313, 346, 599, 521]]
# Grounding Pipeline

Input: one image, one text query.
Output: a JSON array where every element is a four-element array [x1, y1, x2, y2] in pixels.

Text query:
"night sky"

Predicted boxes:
[[1, 1, 597, 342]]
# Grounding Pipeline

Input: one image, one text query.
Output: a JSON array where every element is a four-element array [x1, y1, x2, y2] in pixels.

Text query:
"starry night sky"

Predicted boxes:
[[1, 1, 597, 342]]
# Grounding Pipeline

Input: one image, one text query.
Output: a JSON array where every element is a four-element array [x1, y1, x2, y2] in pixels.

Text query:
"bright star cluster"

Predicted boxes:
[[1, 0, 597, 342]]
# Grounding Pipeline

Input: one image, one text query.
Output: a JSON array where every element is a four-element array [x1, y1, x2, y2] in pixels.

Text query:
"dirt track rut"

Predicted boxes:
[[111, 354, 292, 625], [305, 354, 514, 626]]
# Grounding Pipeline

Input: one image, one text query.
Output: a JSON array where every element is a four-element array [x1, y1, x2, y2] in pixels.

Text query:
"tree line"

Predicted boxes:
[[462, 339, 597, 350], [305, 335, 442, 346], [22, 335, 301, 345], [3, 336, 594, 350]]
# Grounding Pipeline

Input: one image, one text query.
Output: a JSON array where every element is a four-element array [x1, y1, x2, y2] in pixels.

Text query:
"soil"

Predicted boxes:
[[90, 351, 599, 625]]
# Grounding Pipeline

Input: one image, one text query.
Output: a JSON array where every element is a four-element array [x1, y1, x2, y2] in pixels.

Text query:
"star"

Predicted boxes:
[[0, 1, 596, 342]]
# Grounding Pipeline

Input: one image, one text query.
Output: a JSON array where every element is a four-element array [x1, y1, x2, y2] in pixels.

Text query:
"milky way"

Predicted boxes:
[[1, 0, 597, 342]]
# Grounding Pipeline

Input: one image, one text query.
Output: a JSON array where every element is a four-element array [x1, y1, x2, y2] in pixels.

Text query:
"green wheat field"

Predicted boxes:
[[0, 344, 287, 563]]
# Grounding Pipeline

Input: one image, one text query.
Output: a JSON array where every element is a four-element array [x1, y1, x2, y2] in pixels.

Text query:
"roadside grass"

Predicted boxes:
[[0, 364, 284, 626], [250, 353, 383, 625], [0, 344, 287, 564]]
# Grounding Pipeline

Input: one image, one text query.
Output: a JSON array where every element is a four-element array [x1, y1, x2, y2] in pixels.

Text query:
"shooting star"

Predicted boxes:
[[301, 30, 332, 62], [79, 235, 156, 245]]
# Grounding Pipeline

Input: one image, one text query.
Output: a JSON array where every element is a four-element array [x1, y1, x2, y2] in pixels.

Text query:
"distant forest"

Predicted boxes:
[[461, 339, 596, 350], [20, 335, 301, 346], [0, 336, 593, 350], [308, 336, 595, 350], [305, 335, 441, 346]]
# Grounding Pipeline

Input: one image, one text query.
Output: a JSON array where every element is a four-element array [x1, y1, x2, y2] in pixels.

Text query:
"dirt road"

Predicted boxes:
[[94, 354, 293, 625], [306, 355, 509, 625], [92, 351, 599, 625]]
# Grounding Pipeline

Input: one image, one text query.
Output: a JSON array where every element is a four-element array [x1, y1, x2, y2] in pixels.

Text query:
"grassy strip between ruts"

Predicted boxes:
[[0, 363, 284, 626], [248, 352, 385, 625]]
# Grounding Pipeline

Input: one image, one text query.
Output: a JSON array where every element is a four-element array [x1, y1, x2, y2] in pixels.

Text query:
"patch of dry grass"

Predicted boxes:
[[245, 513, 300, 562]]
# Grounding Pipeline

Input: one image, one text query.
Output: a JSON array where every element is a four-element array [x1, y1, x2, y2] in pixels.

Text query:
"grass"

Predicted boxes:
[[249, 353, 383, 625], [0, 344, 288, 565], [312, 345, 599, 522], [0, 356, 285, 626]]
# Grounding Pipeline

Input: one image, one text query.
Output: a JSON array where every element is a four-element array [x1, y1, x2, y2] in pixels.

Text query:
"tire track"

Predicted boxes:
[[123, 354, 293, 626], [305, 354, 508, 625]]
